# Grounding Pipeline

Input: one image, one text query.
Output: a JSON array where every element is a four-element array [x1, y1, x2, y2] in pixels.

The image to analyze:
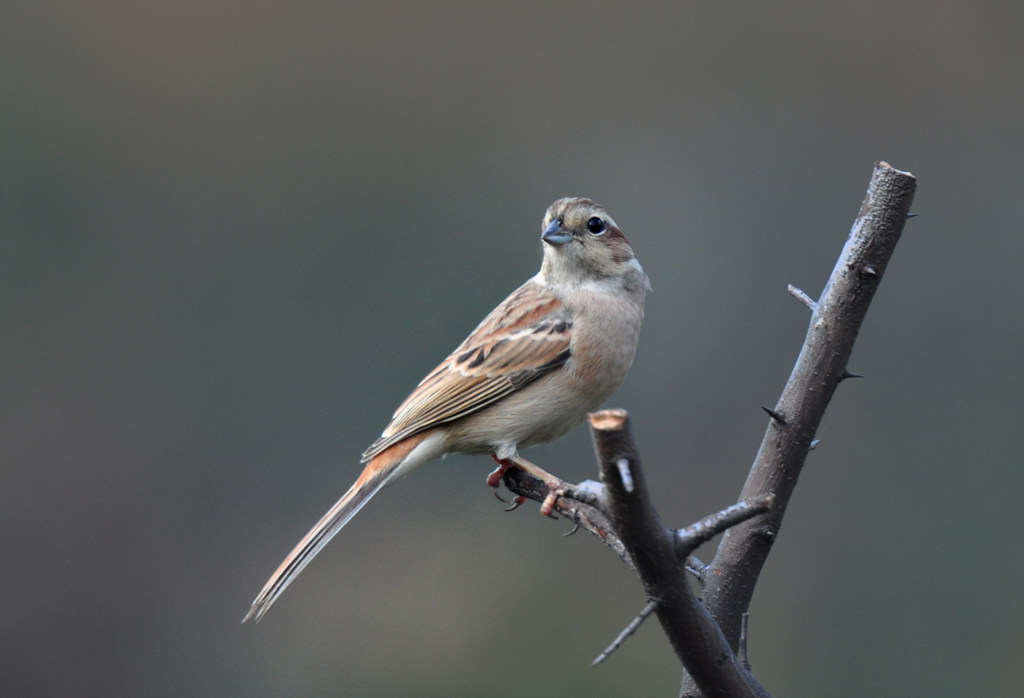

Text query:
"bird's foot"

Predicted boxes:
[[488, 455, 566, 518], [487, 457, 527, 509]]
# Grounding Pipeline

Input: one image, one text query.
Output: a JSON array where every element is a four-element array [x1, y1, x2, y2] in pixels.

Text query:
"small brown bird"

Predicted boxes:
[[244, 197, 649, 622]]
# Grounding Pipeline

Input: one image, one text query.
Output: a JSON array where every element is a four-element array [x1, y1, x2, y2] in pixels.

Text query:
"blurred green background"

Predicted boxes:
[[3, 2, 1022, 696]]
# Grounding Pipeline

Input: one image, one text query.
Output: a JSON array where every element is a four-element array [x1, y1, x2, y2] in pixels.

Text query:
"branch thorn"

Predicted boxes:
[[504, 496, 526, 512], [863, 264, 879, 277], [760, 405, 787, 425], [906, 212, 919, 219], [809, 439, 820, 451], [840, 368, 863, 381]]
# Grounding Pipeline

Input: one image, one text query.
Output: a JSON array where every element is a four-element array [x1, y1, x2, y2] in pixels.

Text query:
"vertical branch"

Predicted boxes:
[[589, 411, 766, 698], [681, 162, 916, 693]]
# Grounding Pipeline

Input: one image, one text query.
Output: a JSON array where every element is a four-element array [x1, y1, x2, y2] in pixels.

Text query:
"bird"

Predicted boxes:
[[243, 197, 649, 623]]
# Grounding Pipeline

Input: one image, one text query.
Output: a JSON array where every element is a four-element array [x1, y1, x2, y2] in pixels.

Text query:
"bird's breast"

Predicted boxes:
[[562, 282, 646, 404]]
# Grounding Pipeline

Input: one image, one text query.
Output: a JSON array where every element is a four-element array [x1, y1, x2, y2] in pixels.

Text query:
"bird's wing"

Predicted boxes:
[[361, 280, 572, 461]]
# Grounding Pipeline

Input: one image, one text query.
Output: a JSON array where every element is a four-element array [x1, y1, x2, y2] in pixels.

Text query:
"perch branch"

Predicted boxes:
[[501, 469, 636, 575]]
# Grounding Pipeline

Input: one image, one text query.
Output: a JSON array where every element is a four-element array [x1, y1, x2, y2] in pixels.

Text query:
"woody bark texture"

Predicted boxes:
[[681, 160, 917, 695]]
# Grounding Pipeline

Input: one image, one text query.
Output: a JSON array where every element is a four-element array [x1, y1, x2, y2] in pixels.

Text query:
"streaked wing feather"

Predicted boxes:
[[361, 281, 571, 461]]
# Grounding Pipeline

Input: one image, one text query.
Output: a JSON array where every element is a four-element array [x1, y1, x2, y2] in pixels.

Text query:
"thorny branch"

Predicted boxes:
[[681, 161, 916, 695]]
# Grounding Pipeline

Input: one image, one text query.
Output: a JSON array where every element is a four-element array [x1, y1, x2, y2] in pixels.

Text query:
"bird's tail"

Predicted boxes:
[[243, 430, 438, 623]]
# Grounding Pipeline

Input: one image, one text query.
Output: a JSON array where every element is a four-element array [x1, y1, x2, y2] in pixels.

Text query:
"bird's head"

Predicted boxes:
[[538, 197, 646, 289]]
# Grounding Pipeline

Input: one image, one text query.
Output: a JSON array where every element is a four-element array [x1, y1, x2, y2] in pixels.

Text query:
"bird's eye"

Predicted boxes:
[[586, 217, 607, 234]]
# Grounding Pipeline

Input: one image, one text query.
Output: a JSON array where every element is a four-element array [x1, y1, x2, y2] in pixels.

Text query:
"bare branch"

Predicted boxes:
[[680, 161, 916, 694], [501, 468, 637, 575], [589, 410, 766, 698]]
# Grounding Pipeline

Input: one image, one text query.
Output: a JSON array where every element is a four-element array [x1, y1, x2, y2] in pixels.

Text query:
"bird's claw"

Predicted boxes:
[[487, 454, 565, 518], [504, 495, 526, 512]]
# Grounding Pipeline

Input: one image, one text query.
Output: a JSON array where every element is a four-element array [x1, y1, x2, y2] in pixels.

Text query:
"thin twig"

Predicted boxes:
[[673, 494, 775, 556], [738, 613, 751, 671], [685, 555, 705, 580], [592, 599, 659, 666], [787, 284, 817, 310]]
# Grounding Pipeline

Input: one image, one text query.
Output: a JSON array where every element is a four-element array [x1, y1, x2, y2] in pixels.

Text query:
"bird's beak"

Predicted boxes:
[[541, 219, 572, 246]]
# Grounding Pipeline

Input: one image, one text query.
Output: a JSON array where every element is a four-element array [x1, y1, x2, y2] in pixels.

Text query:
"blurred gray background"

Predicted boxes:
[[3, 3, 1022, 696]]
